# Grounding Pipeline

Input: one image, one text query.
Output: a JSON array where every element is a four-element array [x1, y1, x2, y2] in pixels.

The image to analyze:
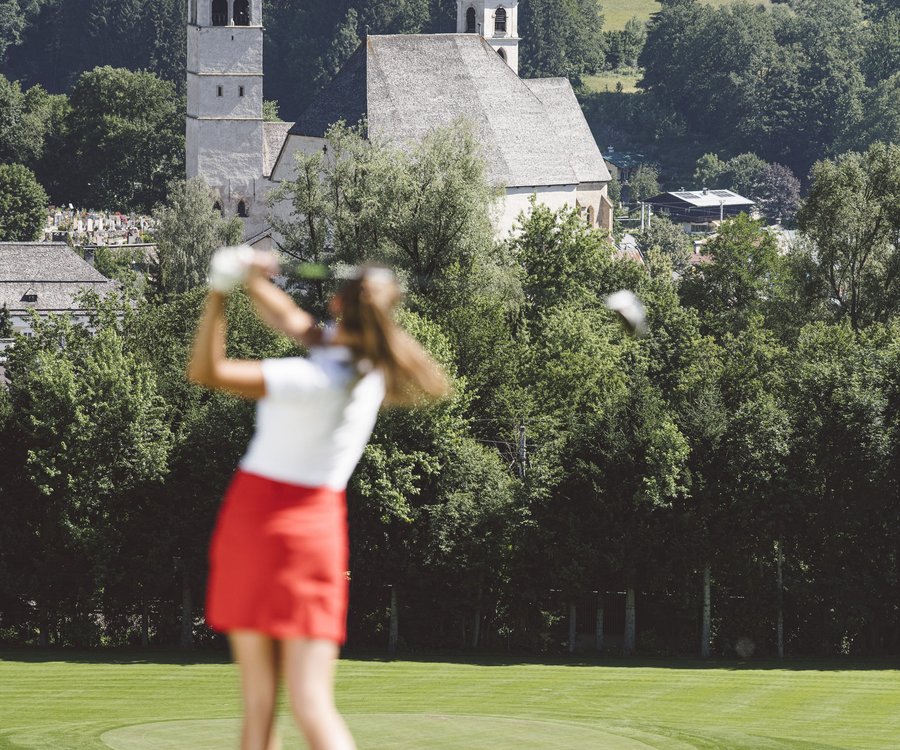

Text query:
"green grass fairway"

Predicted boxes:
[[602, 0, 771, 30], [2, 652, 899, 750]]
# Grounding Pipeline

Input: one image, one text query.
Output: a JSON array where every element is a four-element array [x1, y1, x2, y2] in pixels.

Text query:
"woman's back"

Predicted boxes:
[[240, 346, 385, 490]]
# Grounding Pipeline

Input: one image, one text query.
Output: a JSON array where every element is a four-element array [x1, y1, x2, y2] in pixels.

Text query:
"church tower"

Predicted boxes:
[[186, 0, 264, 218], [457, 0, 520, 74]]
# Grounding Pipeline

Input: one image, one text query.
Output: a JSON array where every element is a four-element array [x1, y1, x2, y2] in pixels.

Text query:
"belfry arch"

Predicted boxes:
[[466, 7, 476, 33], [233, 0, 250, 26], [211, 0, 227, 26], [495, 7, 507, 33]]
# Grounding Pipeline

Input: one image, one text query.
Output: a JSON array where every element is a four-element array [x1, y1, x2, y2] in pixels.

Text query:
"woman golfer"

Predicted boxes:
[[188, 248, 448, 750]]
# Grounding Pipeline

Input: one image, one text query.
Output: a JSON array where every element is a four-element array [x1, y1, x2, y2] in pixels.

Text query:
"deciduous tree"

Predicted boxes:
[[0, 162, 47, 240], [153, 178, 243, 295], [65, 66, 183, 212], [796, 142, 900, 329]]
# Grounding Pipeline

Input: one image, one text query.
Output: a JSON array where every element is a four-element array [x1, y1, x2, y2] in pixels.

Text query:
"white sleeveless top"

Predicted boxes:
[[239, 346, 385, 490]]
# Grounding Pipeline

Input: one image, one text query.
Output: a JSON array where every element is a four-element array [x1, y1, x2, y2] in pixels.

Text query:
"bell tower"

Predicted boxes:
[[186, 0, 264, 217], [457, 0, 519, 74]]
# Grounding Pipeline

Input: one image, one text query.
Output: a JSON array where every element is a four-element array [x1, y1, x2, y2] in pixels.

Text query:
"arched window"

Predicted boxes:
[[213, 200, 223, 216], [466, 7, 476, 33], [211, 0, 227, 26], [237, 200, 248, 217], [495, 7, 507, 34], [497, 48, 507, 61], [233, 0, 250, 26]]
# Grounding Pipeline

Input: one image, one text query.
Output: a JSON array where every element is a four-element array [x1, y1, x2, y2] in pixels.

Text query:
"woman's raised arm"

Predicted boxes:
[[245, 262, 323, 347], [187, 291, 266, 399]]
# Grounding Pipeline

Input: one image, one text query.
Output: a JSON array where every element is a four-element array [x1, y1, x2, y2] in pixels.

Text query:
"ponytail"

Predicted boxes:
[[337, 267, 450, 406]]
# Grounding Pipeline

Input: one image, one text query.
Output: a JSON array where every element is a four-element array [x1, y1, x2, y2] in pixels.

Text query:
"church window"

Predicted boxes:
[[495, 7, 507, 33], [587, 206, 595, 226], [233, 0, 250, 26], [237, 200, 248, 217], [217, 85, 223, 97], [211, 0, 227, 26], [497, 48, 507, 61], [239, 85, 245, 97], [466, 7, 476, 33]]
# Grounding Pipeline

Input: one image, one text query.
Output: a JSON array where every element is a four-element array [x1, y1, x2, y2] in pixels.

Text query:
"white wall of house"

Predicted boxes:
[[5, 311, 95, 336], [495, 185, 576, 234], [269, 135, 328, 184], [576, 181, 613, 230]]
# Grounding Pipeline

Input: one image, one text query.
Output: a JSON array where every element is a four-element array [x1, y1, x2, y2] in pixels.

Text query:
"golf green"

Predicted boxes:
[[2, 651, 899, 749], [101, 715, 659, 749]]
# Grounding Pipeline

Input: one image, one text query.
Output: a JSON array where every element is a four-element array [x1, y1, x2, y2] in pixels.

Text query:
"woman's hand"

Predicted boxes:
[[245, 250, 280, 281]]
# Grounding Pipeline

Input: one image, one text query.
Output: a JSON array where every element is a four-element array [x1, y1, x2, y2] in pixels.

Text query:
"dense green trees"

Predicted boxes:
[[626, 0, 899, 178], [0, 162, 47, 240], [65, 66, 183, 212], [796, 142, 900, 329], [271, 121, 499, 301], [0, 67, 182, 212], [3, 0, 186, 92], [1, 306, 172, 645], [2, 117, 900, 659]]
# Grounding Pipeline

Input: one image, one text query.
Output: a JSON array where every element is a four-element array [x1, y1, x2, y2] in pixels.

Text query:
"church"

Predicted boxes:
[[186, 0, 613, 242]]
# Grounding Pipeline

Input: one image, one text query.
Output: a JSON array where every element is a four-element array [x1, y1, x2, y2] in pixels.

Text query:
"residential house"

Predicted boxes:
[[646, 188, 754, 234], [0, 242, 118, 336]]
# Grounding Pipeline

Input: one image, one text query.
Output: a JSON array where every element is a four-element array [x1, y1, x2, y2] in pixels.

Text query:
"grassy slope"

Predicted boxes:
[[583, 70, 641, 93], [602, 0, 771, 30], [2, 651, 899, 749]]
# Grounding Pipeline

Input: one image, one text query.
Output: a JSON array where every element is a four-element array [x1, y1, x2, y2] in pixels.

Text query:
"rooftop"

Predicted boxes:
[[289, 34, 609, 188], [650, 189, 754, 208], [0, 242, 117, 311]]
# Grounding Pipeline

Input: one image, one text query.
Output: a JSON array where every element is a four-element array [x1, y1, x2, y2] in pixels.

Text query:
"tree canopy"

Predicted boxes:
[[0, 162, 47, 240]]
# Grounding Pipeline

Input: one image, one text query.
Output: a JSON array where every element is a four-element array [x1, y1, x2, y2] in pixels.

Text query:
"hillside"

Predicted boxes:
[[602, 0, 771, 30]]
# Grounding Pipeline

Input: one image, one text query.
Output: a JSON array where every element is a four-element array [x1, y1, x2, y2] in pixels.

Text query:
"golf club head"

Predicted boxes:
[[293, 262, 331, 281], [605, 289, 647, 338]]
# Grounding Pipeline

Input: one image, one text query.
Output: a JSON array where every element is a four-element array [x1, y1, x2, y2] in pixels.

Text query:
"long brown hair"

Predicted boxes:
[[336, 267, 450, 406]]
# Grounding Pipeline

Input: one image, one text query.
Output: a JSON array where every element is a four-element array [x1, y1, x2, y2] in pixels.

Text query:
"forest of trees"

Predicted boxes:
[[1, 124, 899, 657], [587, 0, 900, 185]]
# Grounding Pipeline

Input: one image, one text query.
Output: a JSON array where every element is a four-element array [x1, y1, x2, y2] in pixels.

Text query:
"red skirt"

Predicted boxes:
[[206, 470, 349, 643]]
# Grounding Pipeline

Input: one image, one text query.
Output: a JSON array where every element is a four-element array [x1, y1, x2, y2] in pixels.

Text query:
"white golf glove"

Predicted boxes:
[[208, 245, 254, 294]]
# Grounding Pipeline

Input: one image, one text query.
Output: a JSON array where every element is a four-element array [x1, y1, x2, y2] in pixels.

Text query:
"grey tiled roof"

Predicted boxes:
[[291, 34, 603, 189], [523, 77, 610, 184], [263, 121, 294, 177], [0, 242, 117, 311], [291, 44, 368, 139]]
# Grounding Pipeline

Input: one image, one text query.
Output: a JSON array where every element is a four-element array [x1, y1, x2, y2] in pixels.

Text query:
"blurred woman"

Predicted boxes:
[[188, 248, 448, 750]]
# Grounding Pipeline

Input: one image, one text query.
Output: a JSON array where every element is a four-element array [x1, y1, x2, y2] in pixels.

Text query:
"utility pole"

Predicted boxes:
[[640, 202, 645, 231], [517, 422, 527, 479]]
